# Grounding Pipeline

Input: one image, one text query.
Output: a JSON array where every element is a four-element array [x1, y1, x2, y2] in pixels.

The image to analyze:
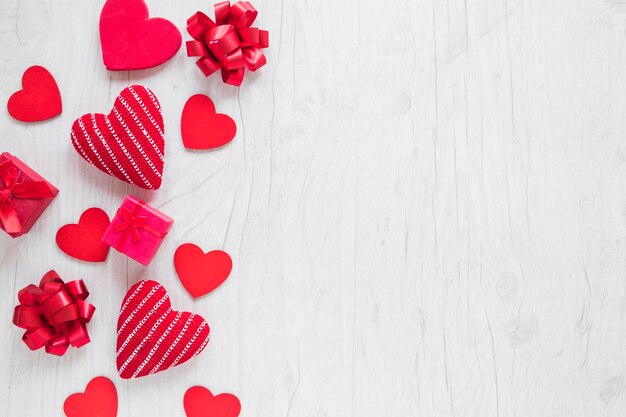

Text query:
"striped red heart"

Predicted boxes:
[[70, 85, 165, 190], [116, 280, 210, 379]]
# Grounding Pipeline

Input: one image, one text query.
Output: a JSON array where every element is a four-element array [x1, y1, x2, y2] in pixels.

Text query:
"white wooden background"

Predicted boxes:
[[1, 0, 626, 416]]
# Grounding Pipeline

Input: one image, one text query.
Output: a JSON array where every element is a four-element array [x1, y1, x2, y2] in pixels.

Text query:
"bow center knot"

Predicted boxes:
[[0, 188, 11, 203], [126, 215, 148, 228]]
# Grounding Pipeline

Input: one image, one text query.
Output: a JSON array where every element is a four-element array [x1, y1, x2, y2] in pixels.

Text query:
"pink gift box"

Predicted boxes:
[[0, 152, 59, 238], [102, 195, 173, 266]]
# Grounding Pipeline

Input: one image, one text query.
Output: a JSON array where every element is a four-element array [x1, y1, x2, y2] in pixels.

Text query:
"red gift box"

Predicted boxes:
[[102, 195, 173, 266], [0, 153, 59, 238]]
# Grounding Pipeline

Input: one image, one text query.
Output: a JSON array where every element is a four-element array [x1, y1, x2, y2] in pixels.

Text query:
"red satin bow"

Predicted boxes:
[[113, 204, 164, 247], [0, 160, 57, 234], [186, 1, 269, 86], [12, 270, 95, 356]]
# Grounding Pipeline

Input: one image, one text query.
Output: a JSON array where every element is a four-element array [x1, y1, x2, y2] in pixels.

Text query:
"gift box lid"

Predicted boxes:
[[0, 152, 59, 237], [0, 153, 59, 195]]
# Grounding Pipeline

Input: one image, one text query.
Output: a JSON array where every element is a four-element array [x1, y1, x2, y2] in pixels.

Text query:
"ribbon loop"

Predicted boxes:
[[227, 1, 258, 27], [12, 271, 95, 356], [187, 12, 216, 38], [186, 1, 269, 86]]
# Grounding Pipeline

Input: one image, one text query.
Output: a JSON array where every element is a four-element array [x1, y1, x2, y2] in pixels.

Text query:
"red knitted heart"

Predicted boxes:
[[116, 280, 210, 379], [70, 85, 164, 190]]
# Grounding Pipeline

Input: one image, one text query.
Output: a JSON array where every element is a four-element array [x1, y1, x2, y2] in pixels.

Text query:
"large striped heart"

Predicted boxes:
[[70, 85, 164, 190], [116, 280, 210, 379]]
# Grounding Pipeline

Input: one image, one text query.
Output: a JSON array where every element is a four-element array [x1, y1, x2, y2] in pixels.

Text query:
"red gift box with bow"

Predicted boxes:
[[102, 195, 174, 266], [0, 152, 59, 238]]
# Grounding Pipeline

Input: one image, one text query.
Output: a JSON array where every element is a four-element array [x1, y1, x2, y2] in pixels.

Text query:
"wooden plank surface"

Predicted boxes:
[[1, 0, 626, 415]]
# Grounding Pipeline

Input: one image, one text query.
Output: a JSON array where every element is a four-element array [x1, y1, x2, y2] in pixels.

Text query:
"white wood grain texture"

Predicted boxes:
[[1, 0, 626, 416]]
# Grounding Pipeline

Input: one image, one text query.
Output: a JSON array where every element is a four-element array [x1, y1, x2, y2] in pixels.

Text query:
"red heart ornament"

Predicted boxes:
[[70, 85, 165, 190], [7, 66, 62, 122], [117, 280, 210, 379], [63, 376, 118, 417], [181, 95, 237, 150], [99, 0, 182, 71], [184, 386, 241, 417], [174, 244, 233, 298], [56, 208, 111, 262]]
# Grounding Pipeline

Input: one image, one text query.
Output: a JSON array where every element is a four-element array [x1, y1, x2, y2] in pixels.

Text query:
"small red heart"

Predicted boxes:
[[63, 376, 118, 417], [174, 244, 233, 298], [7, 66, 62, 122], [56, 208, 111, 262], [99, 0, 182, 71], [184, 386, 241, 417], [181, 94, 237, 150]]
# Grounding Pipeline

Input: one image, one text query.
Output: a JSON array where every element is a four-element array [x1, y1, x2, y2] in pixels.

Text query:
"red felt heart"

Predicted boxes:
[[184, 386, 241, 417], [117, 280, 210, 379], [174, 244, 233, 298], [70, 85, 165, 190], [99, 0, 182, 71], [7, 66, 62, 122], [56, 208, 111, 262], [63, 376, 118, 417], [181, 95, 237, 150]]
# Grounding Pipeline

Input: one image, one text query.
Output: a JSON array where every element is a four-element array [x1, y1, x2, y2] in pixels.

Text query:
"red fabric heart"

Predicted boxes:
[[70, 85, 165, 190], [7, 66, 62, 122], [56, 208, 111, 262], [184, 386, 241, 417], [181, 94, 237, 150], [63, 376, 118, 417], [117, 280, 210, 379], [174, 244, 233, 298], [99, 0, 182, 71]]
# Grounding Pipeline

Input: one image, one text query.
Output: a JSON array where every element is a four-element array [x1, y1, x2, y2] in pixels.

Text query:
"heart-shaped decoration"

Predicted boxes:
[[100, 0, 182, 71], [181, 94, 237, 150], [7, 66, 62, 122], [56, 208, 111, 262], [63, 376, 118, 417], [184, 386, 241, 417], [117, 280, 210, 379], [70, 85, 165, 190], [174, 244, 233, 298]]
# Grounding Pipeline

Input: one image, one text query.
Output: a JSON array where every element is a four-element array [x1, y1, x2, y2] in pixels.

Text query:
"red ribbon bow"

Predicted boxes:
[[0, 160, 57, 234], [186, 1, 269, 86], [114, 207, 149, 243], [12, 270, 95, 356], [113, 204, 165, 247]]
